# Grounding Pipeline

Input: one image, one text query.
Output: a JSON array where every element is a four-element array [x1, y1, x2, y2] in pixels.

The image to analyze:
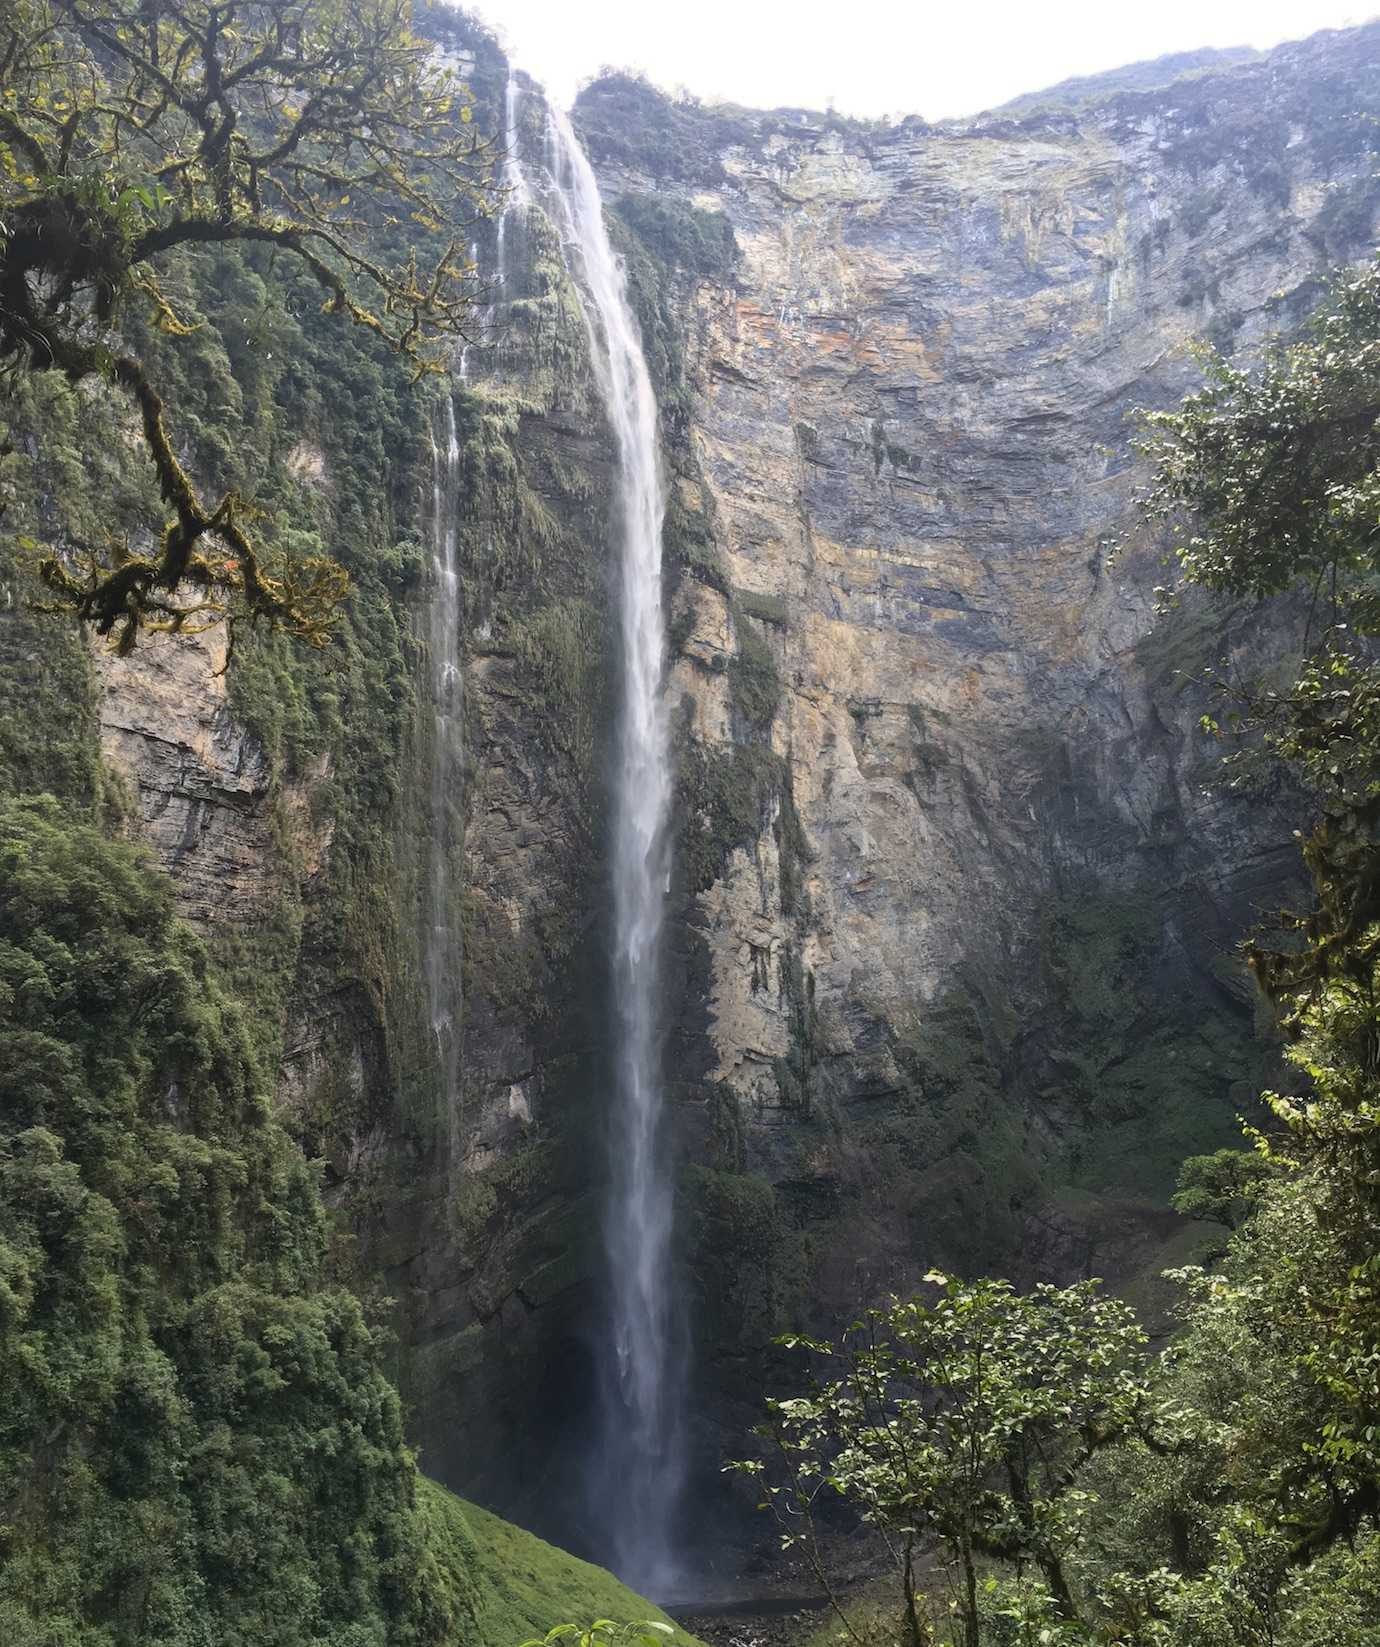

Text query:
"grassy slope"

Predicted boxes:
[[419, 1479, 705, 1647]]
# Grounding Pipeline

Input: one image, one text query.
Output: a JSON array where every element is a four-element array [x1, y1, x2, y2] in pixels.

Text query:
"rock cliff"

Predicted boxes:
[[55, 14, 1380, 1563], [567, 26, 1378, 1484]]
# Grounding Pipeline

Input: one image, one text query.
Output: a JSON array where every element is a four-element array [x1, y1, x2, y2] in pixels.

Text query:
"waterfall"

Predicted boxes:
[[427, 75, 529, 1152], [495, 70, 530, 296], [458, 240, 478, 381], [427, 395, 463, 1153], [541, 105, 681, 1591]]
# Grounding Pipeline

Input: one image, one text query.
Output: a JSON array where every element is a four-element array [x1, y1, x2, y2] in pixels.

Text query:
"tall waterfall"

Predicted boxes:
[[541, 106, 681, 1590], [427, 395, 463, 1150]]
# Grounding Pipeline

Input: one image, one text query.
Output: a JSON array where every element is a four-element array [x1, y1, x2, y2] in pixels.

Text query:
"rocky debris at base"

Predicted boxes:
[[679, 1609, 824, 1647]]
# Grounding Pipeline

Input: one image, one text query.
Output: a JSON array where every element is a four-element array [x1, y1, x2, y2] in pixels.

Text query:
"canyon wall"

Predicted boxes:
[[575, 27, 1380, 1508], [52, 16, 1380, 1557]]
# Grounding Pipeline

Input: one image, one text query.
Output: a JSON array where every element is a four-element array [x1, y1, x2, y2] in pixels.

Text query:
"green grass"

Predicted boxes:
[[418, 1478, 706, 1647]]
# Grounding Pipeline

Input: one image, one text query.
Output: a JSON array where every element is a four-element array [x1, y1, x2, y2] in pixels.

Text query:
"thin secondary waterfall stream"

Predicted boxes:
[[427, 394, 462, 1154], [496, 70, 530, 295], [428, 73, 529, 1156], [539, 104, 681, 1591]]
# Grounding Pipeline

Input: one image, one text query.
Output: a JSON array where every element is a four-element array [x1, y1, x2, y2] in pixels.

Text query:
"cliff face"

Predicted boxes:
[[69, 17, 1380, 1552], [577, 23, 1380, 1486]]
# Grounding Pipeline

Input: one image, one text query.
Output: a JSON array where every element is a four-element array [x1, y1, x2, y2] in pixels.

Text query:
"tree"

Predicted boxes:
[[1061, 259, 1380, 1647], [1140, 263, 1380, 1006], [1169, 1149, 1272, 1231], [0, 0, 488, 654], [1141, 261, 1380, 1528], [732, 1275, 1149, 1647]]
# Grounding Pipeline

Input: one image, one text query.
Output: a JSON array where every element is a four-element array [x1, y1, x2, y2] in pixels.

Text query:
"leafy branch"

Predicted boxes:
[[1, 0, 493, 652]]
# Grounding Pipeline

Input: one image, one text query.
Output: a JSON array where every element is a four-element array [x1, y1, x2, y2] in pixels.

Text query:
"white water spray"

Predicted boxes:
[[458, 240, 478, 381], [495, 70, 530, 298], [427, 395, 463, 1149], [540, 104, 680, 1591]]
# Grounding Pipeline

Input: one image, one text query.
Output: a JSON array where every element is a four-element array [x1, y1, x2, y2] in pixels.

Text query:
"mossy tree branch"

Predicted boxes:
[[1, 0, 494, 652]]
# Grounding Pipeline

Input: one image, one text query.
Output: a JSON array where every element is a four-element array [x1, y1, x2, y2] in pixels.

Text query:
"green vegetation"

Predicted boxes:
[[0, 1, 480, 1132], [520, 1628, 673, 1647], [735, 1277, 1149, 1647], [611, 195, 738, 282], [0, 706, 681, 1647], [576, 68, 894, 180], [497, 207, 598, 405], [0, 519, 106, 813], [0, 796, 451, 1646], [63, 227, 445, 1126], [432, 1487, 700, 1647], [727, 610, 782, 737], [734, 587, 790, 629], [861, 992, 1040, 1276], [1151, 51, 1380, 224], [677, 737, 787, 896], [1037, 892, 1262, 1197], [575, 74, 752, 186], [814, 881, 1257, 1299], [1168, 1147, 1271, 1230], [0, 812, 692, 1643], [663, 480, 728, 592], [682, 1165, 797, 1359], [0, 0, 486, 650]]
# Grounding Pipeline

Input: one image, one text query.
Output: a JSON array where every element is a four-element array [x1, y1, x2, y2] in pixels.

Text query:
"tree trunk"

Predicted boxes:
[[960, 1529, 980, 1647], [1037, 1549, 1077, 1622], [902, 1534, 931, 1647]]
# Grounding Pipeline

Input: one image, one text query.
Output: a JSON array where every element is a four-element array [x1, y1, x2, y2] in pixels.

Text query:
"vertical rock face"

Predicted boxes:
[[83, 15, 1380, 1558], [95, 632, 332, 926], [573, 22, 1380, 1472]]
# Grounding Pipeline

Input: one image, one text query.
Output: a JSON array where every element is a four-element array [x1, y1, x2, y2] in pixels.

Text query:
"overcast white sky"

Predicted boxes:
[[470, 0, 1371, 120]]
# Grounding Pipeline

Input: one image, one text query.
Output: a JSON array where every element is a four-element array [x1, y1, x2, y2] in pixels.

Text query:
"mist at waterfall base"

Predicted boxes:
[[428, 64, 690, 1593]]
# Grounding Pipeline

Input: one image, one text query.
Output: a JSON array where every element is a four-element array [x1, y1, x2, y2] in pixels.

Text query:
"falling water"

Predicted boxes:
[[427, 396, 463, 1151], [540, 105, 680, 1590], [427, 75, 530, 1152], [495, 70, 530, 296], [458, 240, 478, 381]]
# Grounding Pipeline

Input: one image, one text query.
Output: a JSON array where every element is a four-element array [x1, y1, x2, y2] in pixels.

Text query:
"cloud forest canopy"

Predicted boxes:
[[0, 0, 489, 654]]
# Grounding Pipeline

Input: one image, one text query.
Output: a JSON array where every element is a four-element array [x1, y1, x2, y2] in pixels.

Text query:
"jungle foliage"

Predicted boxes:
[[734, 1277, 1149, 1647], [0, 796, 454, 1646]]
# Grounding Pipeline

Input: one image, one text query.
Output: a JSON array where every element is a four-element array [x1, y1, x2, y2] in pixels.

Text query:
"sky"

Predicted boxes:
[[471, 0, 1372, 121]]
